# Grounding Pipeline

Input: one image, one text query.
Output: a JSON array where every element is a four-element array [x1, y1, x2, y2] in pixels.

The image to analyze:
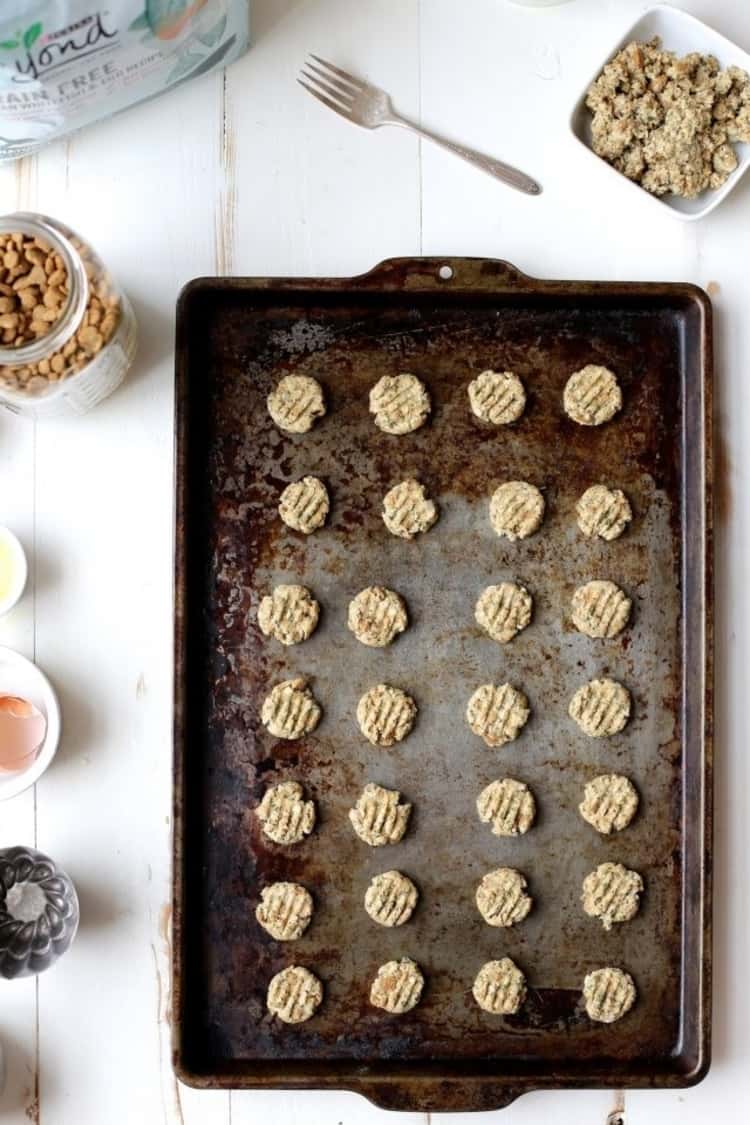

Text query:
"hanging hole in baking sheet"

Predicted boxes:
[[438, 265, 453, 281]]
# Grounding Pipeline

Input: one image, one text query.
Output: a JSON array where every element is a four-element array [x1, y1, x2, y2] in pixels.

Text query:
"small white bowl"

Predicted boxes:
[[0, 527, 27, 616], [0, 647, 61, 801], [570, 4, 750, 221]]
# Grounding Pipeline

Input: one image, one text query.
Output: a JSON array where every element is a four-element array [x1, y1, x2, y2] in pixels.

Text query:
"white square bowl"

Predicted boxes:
[[570, 4, 750, 221]]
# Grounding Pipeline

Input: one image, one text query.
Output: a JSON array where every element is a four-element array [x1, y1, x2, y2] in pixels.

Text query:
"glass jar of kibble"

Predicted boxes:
[[0, 212, 137, 417]]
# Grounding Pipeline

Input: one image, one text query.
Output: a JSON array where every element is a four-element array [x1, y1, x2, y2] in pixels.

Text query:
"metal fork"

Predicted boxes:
[[298, 55, 541, 196]]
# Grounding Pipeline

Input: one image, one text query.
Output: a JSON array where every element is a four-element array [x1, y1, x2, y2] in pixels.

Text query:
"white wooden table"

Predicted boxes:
[[0, 0, 744, 1121]]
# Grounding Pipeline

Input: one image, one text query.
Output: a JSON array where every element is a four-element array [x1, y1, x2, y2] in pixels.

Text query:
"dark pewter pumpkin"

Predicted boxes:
[[0, 846, 78, 978]]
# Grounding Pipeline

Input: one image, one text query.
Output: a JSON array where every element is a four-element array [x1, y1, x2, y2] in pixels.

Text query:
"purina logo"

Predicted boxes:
[[0, 14, 118, 82]]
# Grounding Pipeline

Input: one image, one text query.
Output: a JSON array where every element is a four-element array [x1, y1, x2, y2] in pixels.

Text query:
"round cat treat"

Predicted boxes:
[[261, 678, 322, 740], [278, 476, 330, 534], [571, 580, 631, 639], [472, 958, 527, 1015], [475, 582, 533, 643], [564, 365, 622, 426], [347, 586, 408, 648], [370, 958, 424, 1014], [582, 862, 643, 930], [382, 479, 438, 539], [256, 781, 316, 845], [477, 778, 536, 836], [568, 678, 631, 737], [357, 684, 417, 747], [476, 868, 533, 928], [258, 585, 320, 645], [349, 783, 412, 846], [576, 485, 632, 541], [369, 374, 431, 435], [579, 773, 639, 834], [466, 683, 530, 747], [267, 374, 326, 433], [468, 370, 526, 425], [266, 965, 323, 1023], [489, 482, 545, 541], [364, 870, 418, 927], [256, 882, 314, 941], [582, 967, 636, 1023]]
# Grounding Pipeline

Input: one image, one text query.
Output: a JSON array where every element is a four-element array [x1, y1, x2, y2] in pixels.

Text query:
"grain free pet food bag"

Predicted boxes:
[[0, 0, 249, 161]]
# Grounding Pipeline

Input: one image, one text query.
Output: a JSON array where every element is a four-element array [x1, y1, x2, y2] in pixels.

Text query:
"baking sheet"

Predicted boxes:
[[172, 257, 712, 1110]]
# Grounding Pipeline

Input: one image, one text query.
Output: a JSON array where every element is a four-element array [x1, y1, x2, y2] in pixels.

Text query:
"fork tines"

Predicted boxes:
[[298, 54, 364, 121]]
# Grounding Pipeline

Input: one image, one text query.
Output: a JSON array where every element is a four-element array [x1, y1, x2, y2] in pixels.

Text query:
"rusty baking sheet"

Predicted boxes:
[[172, 257, 712, 1111]]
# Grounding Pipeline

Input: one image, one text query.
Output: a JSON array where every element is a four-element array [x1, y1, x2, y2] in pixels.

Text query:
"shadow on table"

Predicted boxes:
[[252, 0, 308, 42]]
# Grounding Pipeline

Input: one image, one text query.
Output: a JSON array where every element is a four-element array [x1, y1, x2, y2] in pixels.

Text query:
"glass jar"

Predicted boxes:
[[0, 212, 137, 418]]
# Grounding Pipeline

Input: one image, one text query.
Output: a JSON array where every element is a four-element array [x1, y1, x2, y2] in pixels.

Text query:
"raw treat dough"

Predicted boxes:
[[477, 778, 536, 837], [582, 967, 636, 1024], [347, 586, 408, 648], [357, 684, 417, 747], [349, 782, 412, 846], [476, 868, 533, 928], [382, 478, 438, 539], [369, 374, 431, 435], [576, 485, 633, 541], [475, 582, 533, 644], [564, 365, 622, 426], [261, 678, 322, 740], [256, 781, 316, 845], [370, 957, 424, 1014], [266, 965, 323, 1023], [586, 38, 750, 198], [256, 882, 314, 941], [571, 580, 632, 639], [568, 678, 631, 737], [267, 374, 326, 433], [278, 476, 330, 534], [489, 482, 545, 541], [258, 584, 320, 645], [579, 774, 639, 834], [582, 862, 643, 931], [466, 683, 530, 747], [364, 870, 418, 927], [472, 958, 527, 1015], [468, 370, 526, 425]]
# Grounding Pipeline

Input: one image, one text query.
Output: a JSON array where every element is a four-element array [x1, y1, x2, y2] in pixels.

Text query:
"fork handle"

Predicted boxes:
[[390, 114, 541, 196]]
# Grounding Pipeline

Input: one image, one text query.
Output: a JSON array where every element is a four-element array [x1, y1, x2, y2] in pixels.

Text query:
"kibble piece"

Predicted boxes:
[[382, 479, 438, 539], [267, 374, 326, 433], [256, 882, 314, 940], [476, 868, 533, 928], [256, 781, 316, 845], [576, 485, 633, 541], [571, 580, 632, 639], [569, 678, 631, 737], [347, 586, 408, 648], [472, 958, 526, 1015], [582, 863, 643, 930], [278, 476, 330, 534], [579, 774, 639, 834], [475, 582, 532, 643], [468, 370, 526, 425], [582, 967, 636, 1024], [477, 779, 536, 836], [258, 585, 320, 646], [564, 365, 622, 426], [466, 683, 529, 747], [357, 684, 417, 746], [349, 783, 412, 846], [369, 374, 431, 434], [364, 870, 418, 927], [261, 678, 322, 740], [370, 958, 424, 1014], [267, 965, 323, 1023], [489, 482, 545, 541]]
